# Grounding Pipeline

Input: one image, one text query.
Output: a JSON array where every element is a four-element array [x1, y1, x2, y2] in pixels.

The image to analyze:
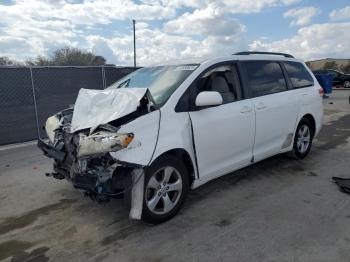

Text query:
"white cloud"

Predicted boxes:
[[0, 2, 78, 60], [5, 0, 175, 25], [88, 35, 120, 63], [330, 6, 350, 21], [0, 0, 176, 61], [157, 0, 300, 13], [0, 36, 33, 59], [164, 3, 245, 36], [249, 22, 350, 60], [86, 21, 248, 66], [284, 6, 321, 26], [222, 0, 301, 14], [136, 22, 149, 29], [0, 0, 252, 65], [4, 0, 348, 66], [82, 0, 255, 66]]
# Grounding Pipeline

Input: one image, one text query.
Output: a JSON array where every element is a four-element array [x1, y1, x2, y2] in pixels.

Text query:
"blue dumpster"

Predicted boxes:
[[314, 74, 333, 94]]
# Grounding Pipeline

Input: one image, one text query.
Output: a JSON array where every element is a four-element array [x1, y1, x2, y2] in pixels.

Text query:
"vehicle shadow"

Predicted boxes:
[[183, 152, 312, 210]]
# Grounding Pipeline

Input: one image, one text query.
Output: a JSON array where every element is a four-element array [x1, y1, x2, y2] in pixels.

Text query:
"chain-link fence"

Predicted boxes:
[[0, 66, 137, 146]]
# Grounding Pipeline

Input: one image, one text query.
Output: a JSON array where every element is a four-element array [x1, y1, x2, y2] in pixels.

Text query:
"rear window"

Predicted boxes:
[[243, 61, 287, 97], [283, 61, 314, 89]]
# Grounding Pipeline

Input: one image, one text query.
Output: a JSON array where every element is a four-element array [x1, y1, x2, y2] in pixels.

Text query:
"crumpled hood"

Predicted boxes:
[[71, 88, 148, 133]]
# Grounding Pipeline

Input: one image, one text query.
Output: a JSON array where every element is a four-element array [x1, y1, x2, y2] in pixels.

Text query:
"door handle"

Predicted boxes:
[[256, 102, 267, 110], [240, 106, 253, 113]]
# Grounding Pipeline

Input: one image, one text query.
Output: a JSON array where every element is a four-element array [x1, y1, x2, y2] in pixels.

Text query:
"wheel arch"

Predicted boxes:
[[149, 148, 196, 187], [301, 113, 316, 136]]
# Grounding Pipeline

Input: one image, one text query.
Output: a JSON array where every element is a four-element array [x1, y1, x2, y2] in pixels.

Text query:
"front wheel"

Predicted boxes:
[[291, 118, 314, 159], [142, 155, 189, 224]]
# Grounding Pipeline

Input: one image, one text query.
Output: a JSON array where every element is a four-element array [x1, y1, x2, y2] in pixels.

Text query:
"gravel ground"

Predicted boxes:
[[0, 90, 349, 262]]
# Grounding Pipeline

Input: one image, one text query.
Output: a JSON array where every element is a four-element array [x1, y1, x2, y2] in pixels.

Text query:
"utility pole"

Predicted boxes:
[[133, 19, 136, 67]]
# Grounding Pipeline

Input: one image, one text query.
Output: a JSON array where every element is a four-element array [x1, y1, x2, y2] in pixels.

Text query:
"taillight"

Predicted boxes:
[[318, 87, 324, 95]]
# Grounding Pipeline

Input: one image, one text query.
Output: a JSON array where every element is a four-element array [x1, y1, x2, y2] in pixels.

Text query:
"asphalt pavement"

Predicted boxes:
[[0, 90, 350, 262]]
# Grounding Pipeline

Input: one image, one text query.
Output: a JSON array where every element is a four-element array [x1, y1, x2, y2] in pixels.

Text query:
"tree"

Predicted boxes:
[[323, 61, 338, 70], [0, 56, 22, 66], [341, 61, 350, 74], [50, 46, 106, 66], [26, 56, 51, 66], [28, 46, 107, 66]]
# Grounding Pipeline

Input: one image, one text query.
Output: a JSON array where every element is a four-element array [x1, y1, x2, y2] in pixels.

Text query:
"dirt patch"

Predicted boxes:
[[214, 219, 231, 228], [0, 199, 76, 235], [307, 171, 318, 177], [100, 224, 147, 246], [0, 240, 34, 261], [61, 226, 78, 239], [11, 246, 50, 262], [316, 114, 350, 150], [0, 240, 50, 262]]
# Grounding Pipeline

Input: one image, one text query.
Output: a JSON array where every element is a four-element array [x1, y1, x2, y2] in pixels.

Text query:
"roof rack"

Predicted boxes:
[[234, 51, 294, 58]]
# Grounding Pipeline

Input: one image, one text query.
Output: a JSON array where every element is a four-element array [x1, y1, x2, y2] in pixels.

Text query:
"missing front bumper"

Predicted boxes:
[[37, 138, 145, 220], [37, 139, 66, 162]]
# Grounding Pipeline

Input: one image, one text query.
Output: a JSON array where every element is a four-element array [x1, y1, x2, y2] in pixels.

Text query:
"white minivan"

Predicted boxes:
[[38, 52, 323, 223]]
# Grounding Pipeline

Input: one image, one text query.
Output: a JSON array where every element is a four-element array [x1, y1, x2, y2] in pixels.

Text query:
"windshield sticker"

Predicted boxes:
[[174, 65, 198, 71]]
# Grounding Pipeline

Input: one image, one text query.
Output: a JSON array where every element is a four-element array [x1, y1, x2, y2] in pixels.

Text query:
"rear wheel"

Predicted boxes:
[[142, 155, 189, 224], [343, 80, 350, 88], [291, 118, 314, 159]]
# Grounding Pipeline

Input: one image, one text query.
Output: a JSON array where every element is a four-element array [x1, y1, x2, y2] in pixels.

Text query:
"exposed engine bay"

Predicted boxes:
[[38, 88, 153, 207]]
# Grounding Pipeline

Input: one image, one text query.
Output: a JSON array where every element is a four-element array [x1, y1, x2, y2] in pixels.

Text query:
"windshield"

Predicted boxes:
[[107, 64, 198, 105]]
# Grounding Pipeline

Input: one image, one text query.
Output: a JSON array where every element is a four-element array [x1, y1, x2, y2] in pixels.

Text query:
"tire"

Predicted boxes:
[[343, 80, 350, 88], [142, 155, 189, 224], [291, 118, 314, 159]]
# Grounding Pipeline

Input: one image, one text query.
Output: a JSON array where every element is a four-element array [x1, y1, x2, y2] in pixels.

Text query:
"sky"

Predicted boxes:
[[0, 0, 350, 66]]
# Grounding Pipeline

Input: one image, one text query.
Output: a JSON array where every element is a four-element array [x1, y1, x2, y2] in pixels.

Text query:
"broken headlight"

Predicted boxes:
[[77, 131, 134, 158], [45, 115, 60, 143]]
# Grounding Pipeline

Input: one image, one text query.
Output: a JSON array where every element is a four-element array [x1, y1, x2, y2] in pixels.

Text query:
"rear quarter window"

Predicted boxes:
[[283, 61, 314, 89]]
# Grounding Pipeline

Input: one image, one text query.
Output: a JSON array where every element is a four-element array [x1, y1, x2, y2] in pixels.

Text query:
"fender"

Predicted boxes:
[[110, 110, 161, 166], [149, 109, 199, 184]]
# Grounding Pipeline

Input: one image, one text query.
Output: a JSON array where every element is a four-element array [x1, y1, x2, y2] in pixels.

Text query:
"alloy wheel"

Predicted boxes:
[[297, 124, 311, 154], [145, 166, 183, 215]]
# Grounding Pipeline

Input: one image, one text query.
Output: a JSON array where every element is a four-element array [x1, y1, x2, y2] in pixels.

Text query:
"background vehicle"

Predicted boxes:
[[39, 51, 323, 223], [313, 69, 350, 88]]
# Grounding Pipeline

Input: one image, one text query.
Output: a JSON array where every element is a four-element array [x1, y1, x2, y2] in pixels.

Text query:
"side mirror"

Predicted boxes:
[[195, 91, 223, 107]]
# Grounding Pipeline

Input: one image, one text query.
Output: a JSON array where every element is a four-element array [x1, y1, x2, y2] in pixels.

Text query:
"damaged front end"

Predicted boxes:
[[38, 88, 153, 211], [38, 110, 135, 203]]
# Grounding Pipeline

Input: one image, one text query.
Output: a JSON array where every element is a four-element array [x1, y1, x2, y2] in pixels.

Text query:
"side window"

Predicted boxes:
[[284, 61, 314, 89], [243, 61, 287, 97], [196, 65, 241, 104]]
